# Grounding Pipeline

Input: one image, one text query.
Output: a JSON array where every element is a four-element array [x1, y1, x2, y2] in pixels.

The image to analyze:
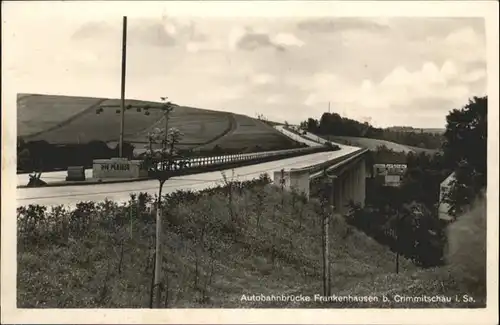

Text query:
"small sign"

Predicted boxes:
[[100, 163, 131, 171]]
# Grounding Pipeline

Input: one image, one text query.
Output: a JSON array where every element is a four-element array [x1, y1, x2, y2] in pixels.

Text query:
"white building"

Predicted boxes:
[[373, 163, 407, 187], [438, 172, 456, 221]]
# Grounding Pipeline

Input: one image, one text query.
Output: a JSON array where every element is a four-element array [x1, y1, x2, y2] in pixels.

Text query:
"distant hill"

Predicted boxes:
[[17, 93, 300, 152]]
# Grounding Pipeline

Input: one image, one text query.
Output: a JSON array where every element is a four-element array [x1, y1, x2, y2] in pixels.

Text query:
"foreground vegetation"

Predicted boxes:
[[17, 174, 485, 308]]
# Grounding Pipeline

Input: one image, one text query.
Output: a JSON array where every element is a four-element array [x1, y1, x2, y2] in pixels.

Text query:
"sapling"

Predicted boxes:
[[143, 99, 183, 308]]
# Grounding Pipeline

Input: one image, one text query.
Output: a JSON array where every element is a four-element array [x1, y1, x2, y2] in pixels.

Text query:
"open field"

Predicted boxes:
[[19, 94, 232, 147], [386, 127, 446, 135], [17, 94, 105, 137], [195, 113, 300, 152], [17, 181, 483, 308], [18, 94, 297, 152], [326, 135, 440, 155]]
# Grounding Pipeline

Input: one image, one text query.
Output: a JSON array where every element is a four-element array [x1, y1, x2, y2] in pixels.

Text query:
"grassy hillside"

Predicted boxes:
[[17, 94, 105, 137], [17, 94, 297, 152], [17, 177, 482, 308], [326, 135, 439, 155], [197, 114, 299, 152]]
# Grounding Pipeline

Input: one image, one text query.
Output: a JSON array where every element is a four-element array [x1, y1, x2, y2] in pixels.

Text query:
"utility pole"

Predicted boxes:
[[154, 179, 166, 308], [322, 204, 330, 297], [280, 168, 286, 206], [395, 209, 400, 274], [322, 169, 336, 297], [328, 101, 330, 113], [119, 16, 128, 158]]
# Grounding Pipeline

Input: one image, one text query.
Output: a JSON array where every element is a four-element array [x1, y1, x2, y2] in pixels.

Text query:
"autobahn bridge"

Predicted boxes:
[[274, 125, 368, 214], [16, 126, 369, 212]]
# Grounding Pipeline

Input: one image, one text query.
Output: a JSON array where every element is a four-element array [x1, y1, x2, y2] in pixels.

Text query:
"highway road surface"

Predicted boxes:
[[274, 125, 322, 147], [16, 128, 360, 208], [17, 150, 359, 209]]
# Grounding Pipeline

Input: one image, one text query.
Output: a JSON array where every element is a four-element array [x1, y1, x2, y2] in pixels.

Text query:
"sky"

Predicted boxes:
[[3, 3, 488, 128]]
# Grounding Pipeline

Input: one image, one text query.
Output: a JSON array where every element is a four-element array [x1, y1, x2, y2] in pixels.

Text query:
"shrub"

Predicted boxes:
[[86, 141, 113, 160], [112, 142, 135, 159], [324, 141, 340, 151], [445, 195, 486, 296], [212, 145, 222, 154]]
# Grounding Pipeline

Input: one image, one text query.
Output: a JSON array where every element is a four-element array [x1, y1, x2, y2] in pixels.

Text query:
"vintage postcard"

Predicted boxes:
[[1, 1, 498, 324]]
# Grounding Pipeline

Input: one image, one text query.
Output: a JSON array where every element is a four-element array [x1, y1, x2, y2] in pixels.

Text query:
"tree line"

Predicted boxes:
[[300, 113, 444, 149], [17, 139, 136, 173]]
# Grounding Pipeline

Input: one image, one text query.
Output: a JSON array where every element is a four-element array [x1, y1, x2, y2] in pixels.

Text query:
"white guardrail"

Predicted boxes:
[[156, 125, 346, 172], [155, 145, 330, 171]]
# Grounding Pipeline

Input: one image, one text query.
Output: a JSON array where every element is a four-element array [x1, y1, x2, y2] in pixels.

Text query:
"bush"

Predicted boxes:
[[112, 142, 135, 159], [212, 145, 222, 154], [86, 141, 113, 160], [16, 140, 138, 173], [324, 141, 340, 151], [446, 196, 486, 296]]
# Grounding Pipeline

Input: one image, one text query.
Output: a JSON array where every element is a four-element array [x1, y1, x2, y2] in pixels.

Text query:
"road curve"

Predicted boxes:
[[17, 147, 360, 208], [273, 125, 322, 147], [17, 126, 362, 208]]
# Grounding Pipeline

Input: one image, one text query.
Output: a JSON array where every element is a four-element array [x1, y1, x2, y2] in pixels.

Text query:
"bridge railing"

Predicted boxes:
[[291, 148, 369, 178], [148, 145, 335, 177]]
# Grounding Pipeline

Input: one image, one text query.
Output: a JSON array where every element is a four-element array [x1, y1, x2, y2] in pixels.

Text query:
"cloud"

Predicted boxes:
[[304, 93, 319, 107], [367, 61, 473, 108], [431, 27, 486, 64], [159, 17, 207, 42], [236, 29, 285, 52], [271, 33, 304, 47], [302, 60, 477, 121], [297, 18, 390, 33], [71, 21, 116, 40], [266, 94, 286, 104], [185, 40, 224, 53], [229, 27, 304, 52], [461, 68, 487, 83], [72, 18, 209, 49], [129, 22, 176, 47], [251, 73, 277, 85]]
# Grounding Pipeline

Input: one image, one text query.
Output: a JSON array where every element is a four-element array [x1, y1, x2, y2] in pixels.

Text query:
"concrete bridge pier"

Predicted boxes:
[[274, 150, 367, 214], [273, 169, 311, 198], [332, 159, 366, 214]]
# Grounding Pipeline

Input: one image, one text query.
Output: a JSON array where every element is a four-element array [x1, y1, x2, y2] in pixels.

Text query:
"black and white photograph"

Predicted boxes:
[[2, 1, 498, 324]]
